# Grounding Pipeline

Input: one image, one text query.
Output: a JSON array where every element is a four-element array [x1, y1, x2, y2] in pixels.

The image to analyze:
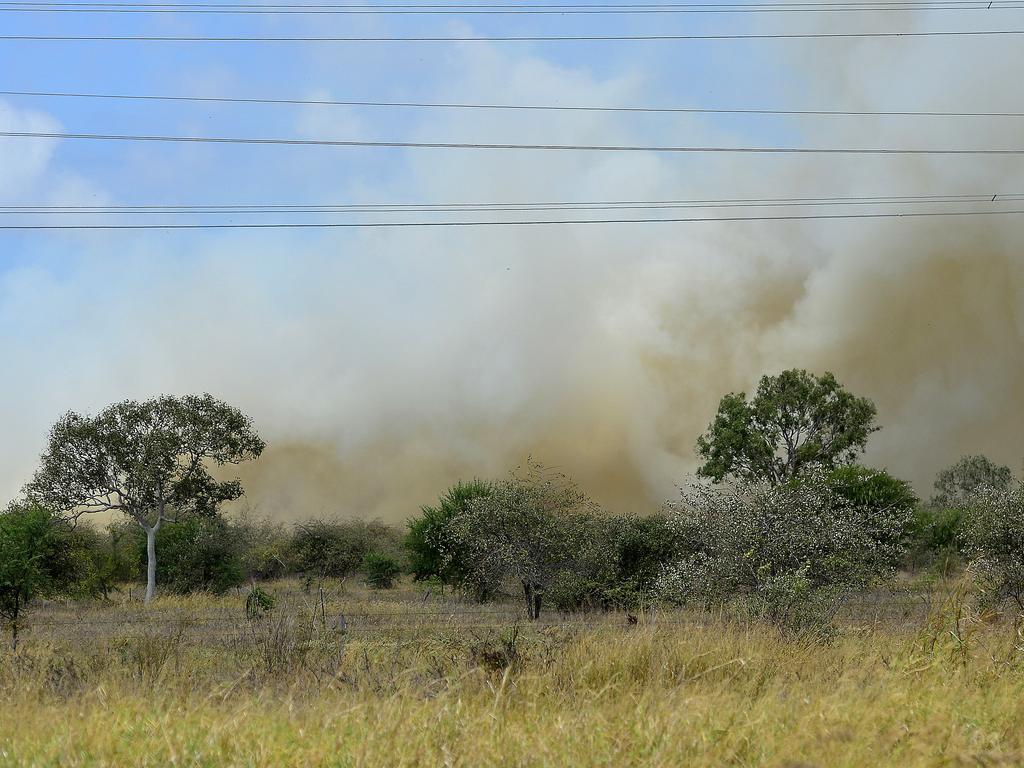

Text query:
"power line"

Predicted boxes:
[[3, 129, 1022, 154], [4, 88, 1022, 118], [2, 29, 1022, 41], [2, 208, 1023, 229], [0, 1, 1011, 5], [4, 192, 1022, 213], [4, 0, 1024, 11]]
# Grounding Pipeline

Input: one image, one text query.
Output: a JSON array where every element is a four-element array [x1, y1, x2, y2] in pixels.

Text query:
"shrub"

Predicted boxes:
[[245, 586, 276, 620], [658, 476, 911, 634], [905, 506, 964, 576], [960, 484, 1024, 609], [546, 514, 682, 612], [230, 514, 290, 581], [932, 455, 1013, 508], [136, 516, 245, 595], [610, 513, 684, 606], [362, 552, 401, 589], [0, 502, 81, 647], [405, 479, 492, 585], [67, 523, 136, 599], [288, 518, 403, 582]]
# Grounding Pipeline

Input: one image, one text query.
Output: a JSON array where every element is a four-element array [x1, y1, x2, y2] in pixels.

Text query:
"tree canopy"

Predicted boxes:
[[696, 369, 879, 484], [932, 455, 1014, 508], [25, 393, 264, 602], [449, 461, 600, 619]]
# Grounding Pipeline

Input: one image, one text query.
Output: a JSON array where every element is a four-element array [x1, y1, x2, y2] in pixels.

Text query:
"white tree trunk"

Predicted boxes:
[[144, 521, 160, 603]]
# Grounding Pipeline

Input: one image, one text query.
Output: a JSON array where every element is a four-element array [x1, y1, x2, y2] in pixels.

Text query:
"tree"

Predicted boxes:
[[0, 502, 79, 649], [932, 455, 1013, 508], [405, 479, 492, 586], [25, 394, 265, 603], [696, 369, 879, 484], [451, 461, 599, 620]]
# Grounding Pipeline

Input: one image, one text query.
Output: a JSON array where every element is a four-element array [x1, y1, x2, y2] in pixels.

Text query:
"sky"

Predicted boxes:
[[1, 4, 1023, 521]]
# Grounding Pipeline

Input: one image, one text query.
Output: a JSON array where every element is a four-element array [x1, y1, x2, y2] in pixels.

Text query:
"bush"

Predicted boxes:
[[658, 476, 911, 634], [610, 514, 684, 606], [960, 484, 1024, 609], [405, 479, 492, 585], [288, 518, 403, 582], [0, 502, 81, 646], [137, 516, 245, 594], [67, 523, 136, 599], [245, 586, 276, 620], [362, 552, 401, 589], [905, 506, 964, 576], [230, 514, 290, 581], [546, 514, 683, 612], [932, 455, 1013, 508]]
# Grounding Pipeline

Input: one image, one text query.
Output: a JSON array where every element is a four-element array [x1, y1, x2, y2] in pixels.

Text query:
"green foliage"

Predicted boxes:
[[67, 523, 136, 599], [0, 502, 80, 646], [696, 369, 878, 484], [362, 552, 401, 589], [659, 476, 910, 633], [546, 514, 621, 612], [905, 506, 964, 576], [605, 513, 684, 609], [547, 513, 683, 612], [959, 484, 1024, 609], [25, 393, 265, 601], [932, 455, 1013, 508], [819, 466, 918, 559], [288, 519, 403, 581], [411, 468, 684, 614], [136, 516, 245, 594], [27, 394, 266, 525], [450, 461, 598, 616], [824, 466, 918, 512], [230, 513, 290, 581], [405, 479, 492, 584], [245, 586, 275, 620]]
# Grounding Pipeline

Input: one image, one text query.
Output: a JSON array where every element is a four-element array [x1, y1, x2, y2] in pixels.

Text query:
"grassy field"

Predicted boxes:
[[1, 580, 1022, 767]]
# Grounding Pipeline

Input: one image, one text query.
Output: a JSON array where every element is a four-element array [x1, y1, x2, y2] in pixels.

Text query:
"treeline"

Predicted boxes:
[[2, 453, 1020, 643], [66, 515, 409, 598], [4, 371, 1022, 644]]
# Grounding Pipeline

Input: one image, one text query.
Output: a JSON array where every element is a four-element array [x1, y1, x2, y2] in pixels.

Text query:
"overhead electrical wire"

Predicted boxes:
[[3, 0, 1024, 12], [2, 208, 1023, 229], [3, 89, 1022, 118], [2, 129, 1022, 154], [3, 192, 1022, 214], [3, 29, 1023, 41]]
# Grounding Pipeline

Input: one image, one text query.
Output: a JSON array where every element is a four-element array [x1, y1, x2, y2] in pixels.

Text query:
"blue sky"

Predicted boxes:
[[1, 5, 1022, 518]]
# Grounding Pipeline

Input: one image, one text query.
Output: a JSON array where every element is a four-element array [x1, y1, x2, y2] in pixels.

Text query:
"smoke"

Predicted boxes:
[[1, 16, 1022, 522]]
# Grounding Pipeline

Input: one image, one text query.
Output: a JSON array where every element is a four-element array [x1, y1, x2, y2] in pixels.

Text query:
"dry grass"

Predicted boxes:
[[1, 580, 1022, 767]]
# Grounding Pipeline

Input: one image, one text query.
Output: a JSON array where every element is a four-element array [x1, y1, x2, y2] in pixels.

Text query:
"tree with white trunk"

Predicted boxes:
[[25, 394, 265, 603]]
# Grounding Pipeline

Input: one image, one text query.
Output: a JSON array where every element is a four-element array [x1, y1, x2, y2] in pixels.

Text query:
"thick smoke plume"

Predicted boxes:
[[1, 16, 1021, 522]]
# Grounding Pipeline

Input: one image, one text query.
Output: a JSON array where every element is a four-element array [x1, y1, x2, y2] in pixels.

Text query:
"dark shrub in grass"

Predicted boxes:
[[363, 552, 401, 589]]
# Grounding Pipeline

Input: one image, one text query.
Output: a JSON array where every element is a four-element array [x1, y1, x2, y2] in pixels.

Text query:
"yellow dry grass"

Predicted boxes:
[[0, 581, 1021, 767]]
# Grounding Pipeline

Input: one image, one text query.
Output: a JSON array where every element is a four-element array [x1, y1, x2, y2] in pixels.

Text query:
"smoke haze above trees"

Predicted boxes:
[[1, 19, 1023, 520]]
